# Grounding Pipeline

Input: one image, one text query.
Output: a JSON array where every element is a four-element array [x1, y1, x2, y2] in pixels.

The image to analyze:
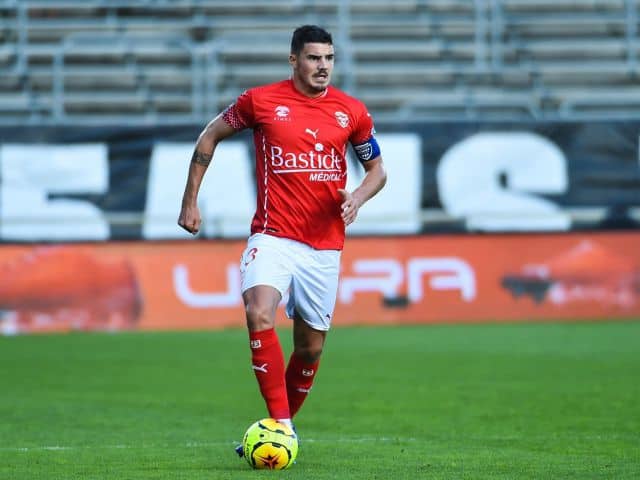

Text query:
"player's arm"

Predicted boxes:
[[339, 155, 387, 226], [178, 114, 237, 234]]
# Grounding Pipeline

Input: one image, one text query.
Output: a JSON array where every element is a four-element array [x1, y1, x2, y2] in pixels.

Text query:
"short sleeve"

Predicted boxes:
[[349, 104, 376, 145], [222, 89, 255, 130]]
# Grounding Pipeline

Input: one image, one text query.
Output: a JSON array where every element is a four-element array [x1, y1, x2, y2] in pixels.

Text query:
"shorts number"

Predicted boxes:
[[243, 247, 258, 267]]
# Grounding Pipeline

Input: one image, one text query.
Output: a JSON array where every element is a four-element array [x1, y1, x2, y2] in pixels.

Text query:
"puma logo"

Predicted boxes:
[[252, 363, 268, 373], [305, 128, 319, 140]]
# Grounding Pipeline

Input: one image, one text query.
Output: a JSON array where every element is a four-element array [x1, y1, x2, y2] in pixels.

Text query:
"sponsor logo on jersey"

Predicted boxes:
[[335, 111, 349, 128], [268, 145, 345, 182], [274, 105, 291, 121]]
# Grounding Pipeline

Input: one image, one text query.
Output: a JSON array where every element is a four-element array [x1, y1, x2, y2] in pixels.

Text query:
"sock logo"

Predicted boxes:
[[252, 363, 268, 373], [297, 387, 311, 393], [250, 339, 261, 349], [302, 368, 314, 377]]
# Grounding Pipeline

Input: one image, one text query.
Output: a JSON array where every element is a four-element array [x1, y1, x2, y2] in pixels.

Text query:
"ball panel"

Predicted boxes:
[[250, 442, 292, 469], [258, 417, 295, 436]]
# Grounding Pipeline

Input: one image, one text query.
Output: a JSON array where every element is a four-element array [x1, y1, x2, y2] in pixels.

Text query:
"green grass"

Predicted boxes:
[[1, 321, 639, 479]]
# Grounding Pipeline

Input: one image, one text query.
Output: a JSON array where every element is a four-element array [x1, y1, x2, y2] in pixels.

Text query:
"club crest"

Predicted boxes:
[[335, 111, 349, 128]]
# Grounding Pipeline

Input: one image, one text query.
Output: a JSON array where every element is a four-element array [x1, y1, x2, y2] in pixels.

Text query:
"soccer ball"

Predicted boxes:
[[242, 418, 298, 469]]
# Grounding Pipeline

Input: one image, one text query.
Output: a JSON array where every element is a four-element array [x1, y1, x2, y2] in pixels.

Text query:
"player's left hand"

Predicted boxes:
[[338, 189, 361, 226]]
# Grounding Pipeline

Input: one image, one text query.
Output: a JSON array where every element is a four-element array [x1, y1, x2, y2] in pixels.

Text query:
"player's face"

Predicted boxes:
[[290, 43, 335, 96]]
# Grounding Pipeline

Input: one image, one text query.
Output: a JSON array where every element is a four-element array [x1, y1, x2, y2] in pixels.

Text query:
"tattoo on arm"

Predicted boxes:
[[191, 150, 213, 166]]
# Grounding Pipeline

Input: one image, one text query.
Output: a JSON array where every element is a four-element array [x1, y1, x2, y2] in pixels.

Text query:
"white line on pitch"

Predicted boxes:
[[2, 437, 419, 452]]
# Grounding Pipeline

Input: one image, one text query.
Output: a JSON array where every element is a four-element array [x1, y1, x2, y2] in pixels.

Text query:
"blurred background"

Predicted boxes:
[[1, 0, 639, 334], [2, 0, 640, 124]]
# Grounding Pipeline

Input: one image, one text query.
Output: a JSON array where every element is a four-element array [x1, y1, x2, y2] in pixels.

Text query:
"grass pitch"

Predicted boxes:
[[1, 321, 639, 479]]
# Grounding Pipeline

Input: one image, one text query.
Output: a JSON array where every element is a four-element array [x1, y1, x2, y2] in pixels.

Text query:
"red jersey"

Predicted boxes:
[[222, 79, 376, 250]]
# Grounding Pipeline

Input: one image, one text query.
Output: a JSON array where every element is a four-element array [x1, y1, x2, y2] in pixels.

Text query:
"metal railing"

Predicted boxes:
[[0, 0, 638, 125]]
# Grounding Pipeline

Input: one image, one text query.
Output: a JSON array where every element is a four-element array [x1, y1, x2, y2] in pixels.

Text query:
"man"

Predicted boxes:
[[178, 25, 386, 451]]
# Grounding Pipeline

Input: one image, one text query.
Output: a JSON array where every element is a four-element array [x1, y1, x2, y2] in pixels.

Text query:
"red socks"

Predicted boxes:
[[285, 352, 319, 418], [248, 329, 320, 420], [248, 329, 290, 420]]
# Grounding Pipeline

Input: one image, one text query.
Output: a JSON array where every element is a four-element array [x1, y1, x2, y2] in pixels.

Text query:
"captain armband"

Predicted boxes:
[[352, 136, 381, 163]]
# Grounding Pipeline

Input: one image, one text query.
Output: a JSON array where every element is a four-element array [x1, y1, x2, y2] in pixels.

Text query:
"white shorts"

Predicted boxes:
[[239, 233, 341, 331]]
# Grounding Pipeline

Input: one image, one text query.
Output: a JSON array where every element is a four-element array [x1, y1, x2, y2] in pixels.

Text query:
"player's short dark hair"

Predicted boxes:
[[290, 25, 333, 55]]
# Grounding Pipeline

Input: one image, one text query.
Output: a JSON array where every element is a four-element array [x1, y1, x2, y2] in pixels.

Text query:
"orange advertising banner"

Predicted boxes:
[[1, 232, 639, 335]]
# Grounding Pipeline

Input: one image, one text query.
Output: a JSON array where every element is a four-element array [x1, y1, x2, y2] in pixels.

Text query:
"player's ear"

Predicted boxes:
[[288, 54, 296, 67]]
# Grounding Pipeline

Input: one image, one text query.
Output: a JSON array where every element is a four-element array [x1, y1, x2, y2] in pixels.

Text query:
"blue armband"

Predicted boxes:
[[352, 136, 381, 162]]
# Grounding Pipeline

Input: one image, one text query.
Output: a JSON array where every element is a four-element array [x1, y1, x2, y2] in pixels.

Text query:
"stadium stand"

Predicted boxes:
[[0, 0, 638, 124]]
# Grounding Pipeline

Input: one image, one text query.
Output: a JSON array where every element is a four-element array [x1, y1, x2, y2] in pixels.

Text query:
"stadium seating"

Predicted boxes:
[[0, 0, 638, 124]]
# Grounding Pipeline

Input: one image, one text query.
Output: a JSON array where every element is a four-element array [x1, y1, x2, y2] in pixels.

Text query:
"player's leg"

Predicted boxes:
[[285, 247, 340, 418], [286, 313, 326, 418], [243, 285, 291, 422], [240, 234, 294, 424]]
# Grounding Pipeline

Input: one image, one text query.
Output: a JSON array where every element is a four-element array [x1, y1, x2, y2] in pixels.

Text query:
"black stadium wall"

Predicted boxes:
[[0, 121, 638, 242]]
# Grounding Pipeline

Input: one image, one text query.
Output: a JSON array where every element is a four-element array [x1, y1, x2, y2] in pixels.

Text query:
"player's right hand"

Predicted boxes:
[[177, 204, 201, 235]]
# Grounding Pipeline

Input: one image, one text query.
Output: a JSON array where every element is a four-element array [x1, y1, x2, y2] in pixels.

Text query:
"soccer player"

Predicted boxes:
[[178, 25, 386, 448]]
